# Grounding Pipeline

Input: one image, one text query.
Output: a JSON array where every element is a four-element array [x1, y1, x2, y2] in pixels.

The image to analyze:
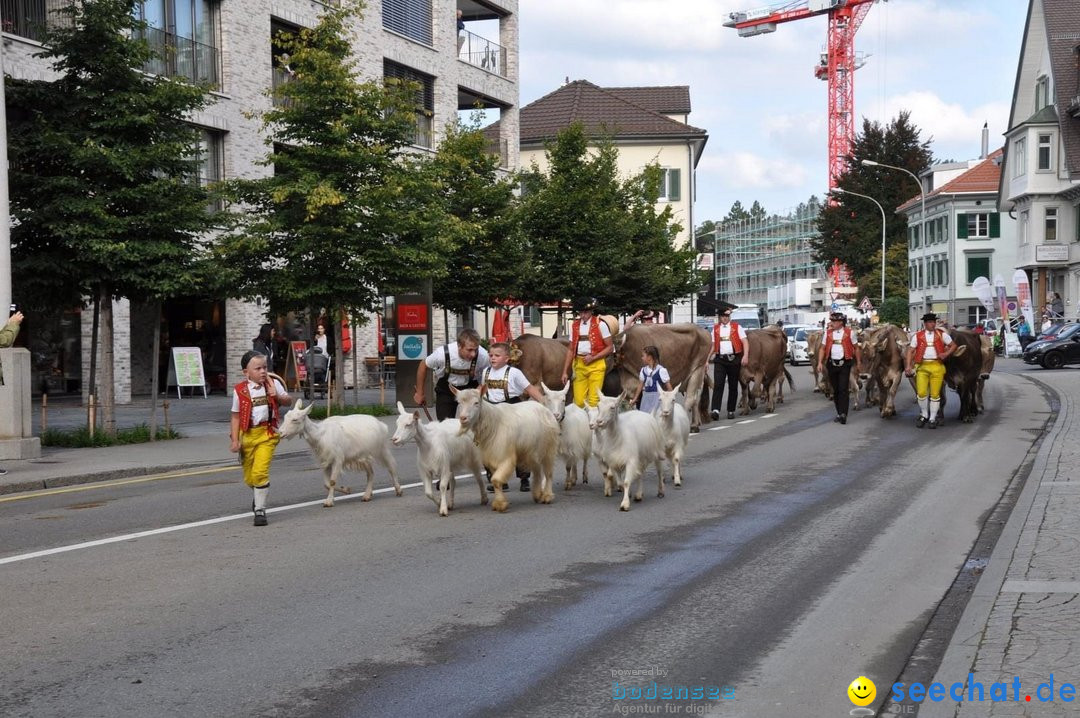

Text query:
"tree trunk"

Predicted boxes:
[[99, 285, 116, 437], [88, 292, 100, 402], [149, 302, 161, 440]]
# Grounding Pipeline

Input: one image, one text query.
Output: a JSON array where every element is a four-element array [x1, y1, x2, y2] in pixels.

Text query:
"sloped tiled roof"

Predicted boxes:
[[898, 149, 1004, 212], [509, 80, 707, 145], [604, 86, 692, 115], [1044, 0, 1080, 175]]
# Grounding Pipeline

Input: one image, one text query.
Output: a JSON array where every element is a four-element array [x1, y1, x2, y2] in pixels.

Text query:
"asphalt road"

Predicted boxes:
[[0, 361, 1054, 718]]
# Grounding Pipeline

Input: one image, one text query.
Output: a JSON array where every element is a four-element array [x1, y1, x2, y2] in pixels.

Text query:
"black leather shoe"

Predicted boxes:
[[839, 415, 847, 425], [711, 410, 721, 420], [519, 477, 530, 492], [928, 419, 938, 429], [727, 412, 735, 420], [253, 509, 268, 527], [486, 483, 494, 492], [916, 416, 927, 428]]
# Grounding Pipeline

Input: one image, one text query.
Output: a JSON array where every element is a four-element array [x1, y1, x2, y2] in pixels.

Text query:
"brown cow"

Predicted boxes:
[[738, 327, 791, 414], [858, 324, 907, 418], [612, 324, 712, 431], [509, 334, 572, 390], [976, 335, 995, 413], [806, 330, 826, 393], [942, 329, 981, 423]]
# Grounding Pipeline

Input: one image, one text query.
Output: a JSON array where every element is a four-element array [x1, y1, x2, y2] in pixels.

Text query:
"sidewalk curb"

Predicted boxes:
[[0, 448, 311, 496], [919, 374, 1065, 718]]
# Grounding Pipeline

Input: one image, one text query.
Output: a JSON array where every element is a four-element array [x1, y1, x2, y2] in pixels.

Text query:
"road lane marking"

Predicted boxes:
[[0, 465, 242, 504], [762, 413, 777, 418], [707, 426, 729, 431], [736, 420, 755, 425], [0, 477, 492, 566]]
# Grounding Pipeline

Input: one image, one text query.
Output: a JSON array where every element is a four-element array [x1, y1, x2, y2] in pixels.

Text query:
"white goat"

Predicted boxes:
[[391, 401, 487, 516], [278, 399, 401, 506], [539, 382, 592, 489], [655, 384, 691, 488], [591, 393, 665, 512], [453, 387, 559, 512]]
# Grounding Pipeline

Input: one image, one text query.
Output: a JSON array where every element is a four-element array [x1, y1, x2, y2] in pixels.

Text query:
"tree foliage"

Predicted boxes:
[[217, 1, 454, 320], [6, 0, 220, 311], [858, 242, 909, 307], [812, 112, 931, 287], [430, 117, 522, 315], [878, 295, 909, 326], [514, 123, 701, 314]]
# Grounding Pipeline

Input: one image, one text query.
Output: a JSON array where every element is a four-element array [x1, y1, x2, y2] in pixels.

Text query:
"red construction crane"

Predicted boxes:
[[724, 0, 878, 193]]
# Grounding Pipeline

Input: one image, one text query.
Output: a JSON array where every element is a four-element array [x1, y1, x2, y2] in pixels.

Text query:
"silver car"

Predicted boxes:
[[783, 325, 816, 365]]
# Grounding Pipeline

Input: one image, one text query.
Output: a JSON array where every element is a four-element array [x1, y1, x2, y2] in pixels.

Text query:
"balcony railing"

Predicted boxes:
[[411, 112, 433, 149], [486, 136, 508, 168], [271, 65, 293, 107], [136, 26, 220, 88], [1, 0, 71, 42], [458, 28, 505, 77]]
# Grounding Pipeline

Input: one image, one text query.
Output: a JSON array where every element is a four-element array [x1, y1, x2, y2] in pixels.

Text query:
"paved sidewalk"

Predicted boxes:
[[918, 369, 1080, 717], [0, 387, 399, 495]]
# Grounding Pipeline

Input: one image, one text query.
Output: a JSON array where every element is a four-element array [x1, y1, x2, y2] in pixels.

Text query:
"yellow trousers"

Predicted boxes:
[[915, 360, 946, 401], [241, 425, 280, 488], [572, 356, 607, 408]]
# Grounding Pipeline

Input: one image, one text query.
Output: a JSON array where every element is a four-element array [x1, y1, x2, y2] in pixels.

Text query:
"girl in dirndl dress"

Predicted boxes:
[[632, 345, 672, 415]]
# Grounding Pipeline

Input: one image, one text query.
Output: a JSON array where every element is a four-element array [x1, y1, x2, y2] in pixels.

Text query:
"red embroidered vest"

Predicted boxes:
[[824, 327, 856, 360], [913, 330, 947, 363], [713, 321, 744, 354], [571, 317, 606, 356], [235, 380, 280, 435]]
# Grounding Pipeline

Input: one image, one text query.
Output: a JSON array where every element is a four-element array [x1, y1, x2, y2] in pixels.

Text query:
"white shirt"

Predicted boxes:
[[639, 364, 670, 389], [315, 334, 328, 352], [576, 317, 612, 356], [483, 365, 531, 403], [830, 329, 848, 360], [424, 343, 491, 385], [231, 378, 288, 426], [715, 322, 747, 356], [909, 330, 953, 360]]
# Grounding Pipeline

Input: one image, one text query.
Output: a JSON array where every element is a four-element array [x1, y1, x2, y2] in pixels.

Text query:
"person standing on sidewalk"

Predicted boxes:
[[0, 310, 25, 476], [230, 351, 294, 526], [710, 308, 749, 420], [817, 312, 861, 425], [904, 312, 956, 429]]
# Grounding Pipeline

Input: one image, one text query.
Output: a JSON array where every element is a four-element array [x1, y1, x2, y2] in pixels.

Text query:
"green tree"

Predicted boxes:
[[878, 295, 909, 326], [749, 200, 767, 222], [723, 201, 751, 226], [812, 111, 932, 285], [430, 117, 522, 317], [858, 242, 909, 306], [7, 0, 220, 433], [514, 124, 700, 315], [218, 2, 453, 403]]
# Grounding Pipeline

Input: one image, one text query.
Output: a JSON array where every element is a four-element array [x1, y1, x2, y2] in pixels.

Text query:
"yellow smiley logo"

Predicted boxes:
[[847, 676, 876, 707]]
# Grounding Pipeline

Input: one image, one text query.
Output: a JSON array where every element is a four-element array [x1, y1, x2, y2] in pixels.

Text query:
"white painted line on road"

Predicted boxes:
[[762, 413, 778, 419], [736, 420, 755, 425], [0, 476, 498, 566], [707, 426, 729, 431]]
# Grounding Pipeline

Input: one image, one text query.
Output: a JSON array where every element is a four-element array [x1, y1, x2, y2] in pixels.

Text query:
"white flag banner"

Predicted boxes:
[[1013, 269, 1035, 331], [972, 276, 995, 316]]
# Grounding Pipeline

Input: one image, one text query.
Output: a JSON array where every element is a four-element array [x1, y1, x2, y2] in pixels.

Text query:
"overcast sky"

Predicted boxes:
[[515, 0, 1029, 228]]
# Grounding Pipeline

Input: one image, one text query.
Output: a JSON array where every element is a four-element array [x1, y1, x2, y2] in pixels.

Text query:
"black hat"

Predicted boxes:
[[829, 312, 846, 323], [921, 312, 938, 322], [572, 297, 597, 312]]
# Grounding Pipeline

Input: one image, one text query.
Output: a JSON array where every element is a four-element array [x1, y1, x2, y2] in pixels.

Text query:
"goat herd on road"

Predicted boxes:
[[274, 322, 996, 517]]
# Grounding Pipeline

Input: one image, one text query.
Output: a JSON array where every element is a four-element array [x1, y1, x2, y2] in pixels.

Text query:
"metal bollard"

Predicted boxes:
[[87, 394, 96, 440]]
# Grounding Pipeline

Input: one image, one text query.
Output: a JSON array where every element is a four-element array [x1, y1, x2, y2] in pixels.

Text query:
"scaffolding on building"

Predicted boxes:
[[713, 206, 828, 309]]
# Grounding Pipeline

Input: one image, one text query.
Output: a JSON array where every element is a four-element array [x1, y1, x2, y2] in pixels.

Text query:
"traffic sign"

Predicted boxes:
[[859, 297, 874, 312], [831, 302, 839, 311]]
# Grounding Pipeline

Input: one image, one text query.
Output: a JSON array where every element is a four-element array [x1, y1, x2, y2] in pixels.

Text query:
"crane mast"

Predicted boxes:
[[725, 0, 878, 193]]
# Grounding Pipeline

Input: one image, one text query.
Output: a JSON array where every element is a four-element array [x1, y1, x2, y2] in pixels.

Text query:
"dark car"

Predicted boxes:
[[1022, 323, 1080, 369]]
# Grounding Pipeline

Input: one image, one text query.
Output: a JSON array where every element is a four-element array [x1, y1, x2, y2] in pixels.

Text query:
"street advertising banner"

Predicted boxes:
[[993, 274, 1010, 324], [1013, 269, 1035, 331], [972, 276, 995, 317]]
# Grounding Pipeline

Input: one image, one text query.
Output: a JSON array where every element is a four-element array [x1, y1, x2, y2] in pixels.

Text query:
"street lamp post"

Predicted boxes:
[[833, 188, 886, 306], [861, 158, 926, 314]]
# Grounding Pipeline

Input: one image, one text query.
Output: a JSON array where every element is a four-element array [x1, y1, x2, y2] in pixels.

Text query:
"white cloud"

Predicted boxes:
[[881, 91, 1012, 156], [698, 152, 810, 191]]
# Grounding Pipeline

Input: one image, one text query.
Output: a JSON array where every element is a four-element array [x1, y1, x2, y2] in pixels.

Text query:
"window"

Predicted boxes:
[[1020, 210, 1029, 245], [917, 260, 923, 289], [1035, 75, 1051, 111], [1076, 205, 1080, 242], [195, 128, 224, 211], [966, 255, 991, 284], [1046, 207, 1058, 241], [941, 258, 949, 286], [1, 0, 71, 41], [271, 20, 300, 108], [1038, 133, 1053, 171], [1013, 137, 1026, 178], [659, 168, 681, 202], [382, 0, 432, 45], [136, 0, 220, 87], [383, 60, 435, 148], [911, 224, 921, 249], [957, 212, 1000, 239]]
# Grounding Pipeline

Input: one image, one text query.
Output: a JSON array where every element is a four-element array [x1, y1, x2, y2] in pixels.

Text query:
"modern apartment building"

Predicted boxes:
[[1, 0, 519, 398]]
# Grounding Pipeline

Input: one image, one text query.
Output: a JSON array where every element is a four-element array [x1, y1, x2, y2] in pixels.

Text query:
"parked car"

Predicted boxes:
[[1022, 322, 1080, 369], [785, 325, 817, 365]]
